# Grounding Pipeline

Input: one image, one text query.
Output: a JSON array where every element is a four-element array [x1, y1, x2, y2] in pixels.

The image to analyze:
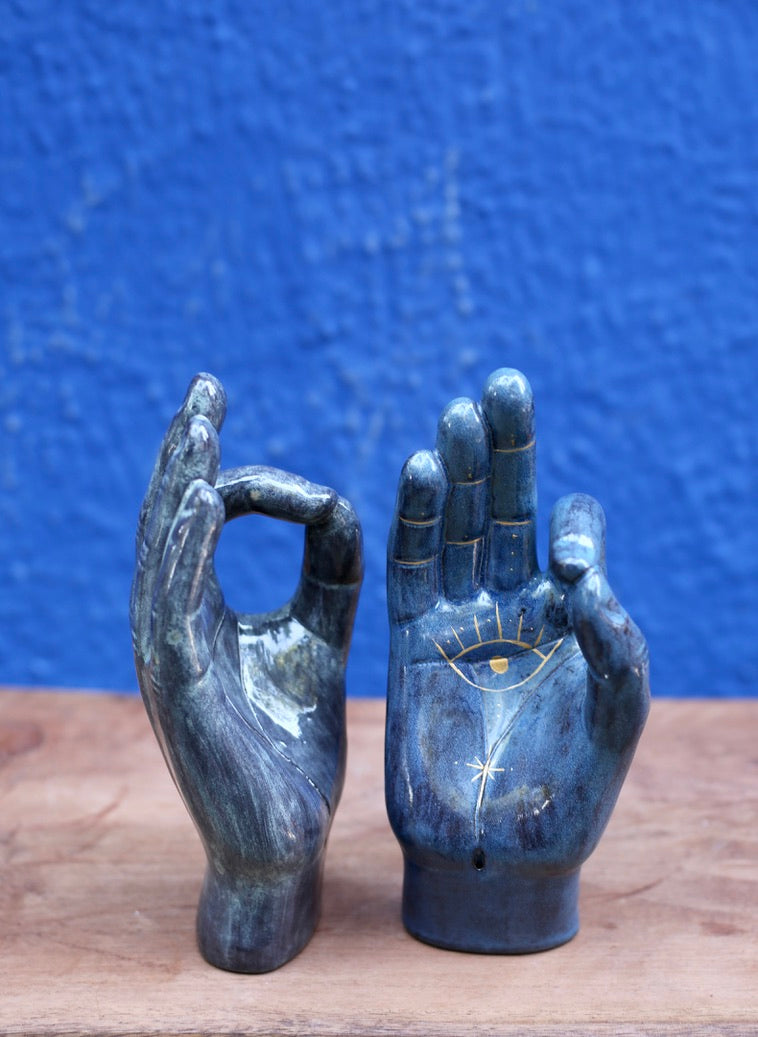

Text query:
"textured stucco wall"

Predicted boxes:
[[1, 1, 756, 697]]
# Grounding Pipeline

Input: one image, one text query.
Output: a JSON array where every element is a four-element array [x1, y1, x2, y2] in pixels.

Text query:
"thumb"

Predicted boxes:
[[570, 567, 650, 751]]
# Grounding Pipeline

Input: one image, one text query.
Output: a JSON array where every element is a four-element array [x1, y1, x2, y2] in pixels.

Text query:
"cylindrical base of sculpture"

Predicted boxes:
[[196, 858, 323, 973], [402, 858, 580, 953]]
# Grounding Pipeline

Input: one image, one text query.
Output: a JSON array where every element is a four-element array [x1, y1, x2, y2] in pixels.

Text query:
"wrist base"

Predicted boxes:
[[196, 857, 324, 973], [402, 856, 580, 953]]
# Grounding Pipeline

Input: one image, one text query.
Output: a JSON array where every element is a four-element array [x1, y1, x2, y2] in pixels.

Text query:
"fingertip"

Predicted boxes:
[[436, 398, 489, 481], [184, 477, 226, 527], [183, 372, 227, 431], [185, 412, 219, 451], [481, 368, 535, 448], [295, 490, 364, 586], [559, 491, 605, 515], [309, 495, 364, 585], [396, 449, 448, 522], [178, 414, 221, 483], [550, 493, 606, 583]]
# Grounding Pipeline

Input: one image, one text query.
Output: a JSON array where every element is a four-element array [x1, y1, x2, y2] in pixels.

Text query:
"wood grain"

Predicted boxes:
[[0, 691, 756, 1035]]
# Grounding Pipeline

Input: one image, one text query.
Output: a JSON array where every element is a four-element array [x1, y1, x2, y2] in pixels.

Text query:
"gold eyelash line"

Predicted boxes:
[[433, 639, 450, 662]]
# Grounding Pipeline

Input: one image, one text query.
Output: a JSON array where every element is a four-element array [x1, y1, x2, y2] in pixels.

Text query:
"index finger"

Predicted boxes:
[[216, 466, 337, 524]]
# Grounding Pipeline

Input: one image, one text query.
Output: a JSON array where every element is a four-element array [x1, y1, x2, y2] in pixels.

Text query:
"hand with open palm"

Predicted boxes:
[[131, 374, 362, 972], [385, 369, 649, 953]]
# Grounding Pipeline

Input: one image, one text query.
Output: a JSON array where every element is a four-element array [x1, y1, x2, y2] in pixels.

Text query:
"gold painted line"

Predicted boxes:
[[534, 626, 544, 647], [451, 627, 465, 650], [452, 477, 487, 486], [445, 639, 565, 693], [450, 636, 533, 661], [480, 639, 563, 694], [517, 613, 524, 641], [433, 640, 450, 663], [473, 615, 482, 643], [495, 601, 503, 639], [399, 516, 441, 527], [446, 536, 483, 546], [392, 556, 434, 566], [493, 518, 532, 527], [476, 773, 486, 812], [494, 438, 535, 454]]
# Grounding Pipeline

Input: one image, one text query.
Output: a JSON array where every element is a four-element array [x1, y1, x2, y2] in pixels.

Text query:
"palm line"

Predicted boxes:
[[474, 642, 582, 840]]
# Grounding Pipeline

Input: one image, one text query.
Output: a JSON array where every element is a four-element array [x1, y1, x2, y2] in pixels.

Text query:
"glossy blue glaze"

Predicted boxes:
[[130, 374, 362, 972], [386, 369, 649, 952]]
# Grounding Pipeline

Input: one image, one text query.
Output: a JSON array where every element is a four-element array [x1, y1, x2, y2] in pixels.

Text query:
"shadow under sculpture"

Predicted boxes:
[[130, 374, 362, 973], [385, 368, 650, 953]]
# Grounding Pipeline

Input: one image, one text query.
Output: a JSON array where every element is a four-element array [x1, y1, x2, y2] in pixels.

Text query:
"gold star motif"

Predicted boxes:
[[466, 756, 504, 782], [466, 756, 504, 810]]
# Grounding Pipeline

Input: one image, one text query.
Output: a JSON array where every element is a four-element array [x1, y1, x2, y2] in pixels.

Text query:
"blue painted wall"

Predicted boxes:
[[1, 2, 756, 697]]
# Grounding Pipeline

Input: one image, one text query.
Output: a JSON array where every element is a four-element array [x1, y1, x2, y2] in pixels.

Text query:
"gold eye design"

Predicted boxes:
[[432, 607, 563, 693]]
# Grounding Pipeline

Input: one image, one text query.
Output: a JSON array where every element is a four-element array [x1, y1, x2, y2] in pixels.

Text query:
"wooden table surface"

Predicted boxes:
[[0, 691, 756, 1036]]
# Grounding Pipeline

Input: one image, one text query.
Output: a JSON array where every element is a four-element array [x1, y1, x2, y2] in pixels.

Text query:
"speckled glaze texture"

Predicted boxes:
[[130, 374, 362, 972], [385, 369, 649, 953]]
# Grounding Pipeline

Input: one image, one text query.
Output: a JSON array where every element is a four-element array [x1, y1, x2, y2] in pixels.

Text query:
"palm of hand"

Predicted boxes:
[[131, 375, 362, 973], [386, 369, 649, 952]]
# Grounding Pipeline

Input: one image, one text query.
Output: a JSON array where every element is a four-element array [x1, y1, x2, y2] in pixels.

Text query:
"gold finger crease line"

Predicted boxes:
[[494, 438, 535, 454], [446, 536, 483, 547], [493, 518, 533, 526], [451, 477, 487, 486], [393, 556, 435, 566], [399, 515, 440, 526]]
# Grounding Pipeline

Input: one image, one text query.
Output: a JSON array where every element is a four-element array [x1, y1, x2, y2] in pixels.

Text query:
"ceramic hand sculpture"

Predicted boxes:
[[131, 374, 362, 973], [386, 368, 649, 953]]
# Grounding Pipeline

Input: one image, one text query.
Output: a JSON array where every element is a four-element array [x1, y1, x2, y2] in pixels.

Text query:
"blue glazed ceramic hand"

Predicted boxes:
[[385, 369, 649, 953], [131, 374, 362, 973]]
